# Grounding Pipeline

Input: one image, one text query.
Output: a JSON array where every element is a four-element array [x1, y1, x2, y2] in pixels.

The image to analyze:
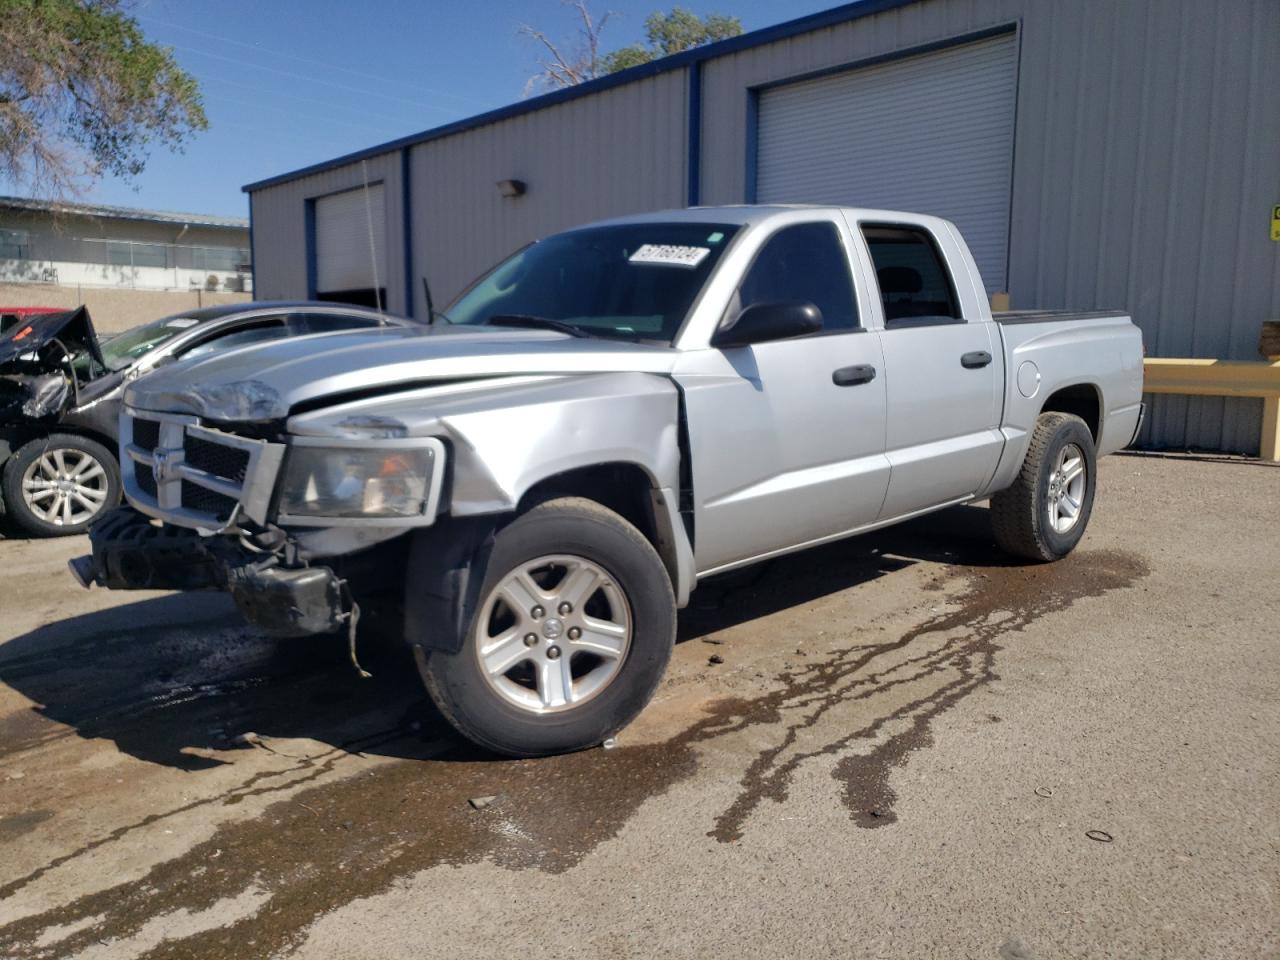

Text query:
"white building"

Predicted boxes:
[[0, 196, 252, 295]]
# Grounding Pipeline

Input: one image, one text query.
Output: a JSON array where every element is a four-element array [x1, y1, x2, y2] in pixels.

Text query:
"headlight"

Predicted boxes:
[[277, 438, 444, 523]]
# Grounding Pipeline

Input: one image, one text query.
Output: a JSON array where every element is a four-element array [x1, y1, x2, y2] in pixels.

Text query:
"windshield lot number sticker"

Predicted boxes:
[[630, 244, 711, 268]]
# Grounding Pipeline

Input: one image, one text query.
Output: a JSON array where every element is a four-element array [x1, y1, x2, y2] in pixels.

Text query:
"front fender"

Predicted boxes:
[[442, 374, 681, 516], [285, 372, 693, 604], [287, 372, 682, 514]]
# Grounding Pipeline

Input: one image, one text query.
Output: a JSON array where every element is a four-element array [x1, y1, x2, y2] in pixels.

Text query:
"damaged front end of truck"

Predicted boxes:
[[68, 325, 691, 691]]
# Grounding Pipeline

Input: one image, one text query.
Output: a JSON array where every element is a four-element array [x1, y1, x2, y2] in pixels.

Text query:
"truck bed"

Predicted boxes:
[[994, 310, 1129, 325]]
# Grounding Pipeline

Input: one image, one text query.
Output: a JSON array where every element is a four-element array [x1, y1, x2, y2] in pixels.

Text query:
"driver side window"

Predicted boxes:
[[731, 222, 859, 332]]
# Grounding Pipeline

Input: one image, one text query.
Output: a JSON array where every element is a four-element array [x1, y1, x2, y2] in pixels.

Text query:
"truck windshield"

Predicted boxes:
[[446, 222, 740, 342]]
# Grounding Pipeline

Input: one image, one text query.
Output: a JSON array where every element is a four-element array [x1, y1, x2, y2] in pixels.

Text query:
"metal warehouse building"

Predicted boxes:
[[244, 0, 1279, 454]]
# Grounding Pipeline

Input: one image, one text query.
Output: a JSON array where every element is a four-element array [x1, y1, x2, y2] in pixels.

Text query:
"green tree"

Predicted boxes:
[[603, 8, 742, 73], [0, 0, 207, 198], [522, 3, 742, 92]]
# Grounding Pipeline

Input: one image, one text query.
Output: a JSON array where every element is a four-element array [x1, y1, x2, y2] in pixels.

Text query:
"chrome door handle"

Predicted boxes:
[[961, 351, 992, 369], [832, 364, 877, 386]]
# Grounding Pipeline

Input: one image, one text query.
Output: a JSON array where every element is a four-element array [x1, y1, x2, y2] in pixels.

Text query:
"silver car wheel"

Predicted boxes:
[[474, 553, 632, 715], [21, 448, 110, 526], [1046, 442, 1087, 534]]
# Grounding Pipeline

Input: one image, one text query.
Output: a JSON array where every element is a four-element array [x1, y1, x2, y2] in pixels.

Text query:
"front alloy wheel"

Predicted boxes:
[[418, 497, 676, 758], [475, 554, 632, 713]]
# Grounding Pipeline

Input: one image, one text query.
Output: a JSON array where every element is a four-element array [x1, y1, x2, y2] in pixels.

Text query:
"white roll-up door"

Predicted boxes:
[[314, 183, 386, 294], [756, 33, 1018, 292]]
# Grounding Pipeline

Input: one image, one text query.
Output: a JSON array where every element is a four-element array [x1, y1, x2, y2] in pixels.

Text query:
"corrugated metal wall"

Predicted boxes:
[[699, 0, 1280, 453], [249, 151, 405, 312], [406, 69, 688, 315], [248, 0, 1279, 453]]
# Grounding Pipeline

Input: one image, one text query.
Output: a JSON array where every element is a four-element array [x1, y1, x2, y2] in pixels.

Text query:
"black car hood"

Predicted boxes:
[[0, 306, 106, 370]]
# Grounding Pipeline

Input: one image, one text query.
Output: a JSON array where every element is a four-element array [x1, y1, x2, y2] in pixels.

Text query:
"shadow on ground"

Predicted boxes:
[[0, 504, 1011, 773]]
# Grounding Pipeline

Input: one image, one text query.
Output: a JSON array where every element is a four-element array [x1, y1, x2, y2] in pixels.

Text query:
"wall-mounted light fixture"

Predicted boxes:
[[496, 179, 527, 198]]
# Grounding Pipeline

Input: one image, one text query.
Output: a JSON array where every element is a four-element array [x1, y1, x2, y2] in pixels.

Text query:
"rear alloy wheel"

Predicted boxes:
[[1046, 442, 1088, 535], [418, 497, 675, 757], [989, 411, 1096, 561], [2, 434, 120, 538]]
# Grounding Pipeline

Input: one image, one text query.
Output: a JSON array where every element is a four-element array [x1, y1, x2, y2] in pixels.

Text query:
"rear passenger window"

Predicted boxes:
[[732, 222, 859, 332], [862, 225, 961, 325], [292, 312, 384, 334]]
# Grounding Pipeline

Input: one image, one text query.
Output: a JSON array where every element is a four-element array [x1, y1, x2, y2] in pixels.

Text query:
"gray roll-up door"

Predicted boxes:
[[314, 183, 386, 294], [756, 33, 1018, 293]]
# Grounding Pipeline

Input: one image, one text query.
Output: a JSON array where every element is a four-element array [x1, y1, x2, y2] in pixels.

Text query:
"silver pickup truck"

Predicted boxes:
[[71, 206, 1144, 757]]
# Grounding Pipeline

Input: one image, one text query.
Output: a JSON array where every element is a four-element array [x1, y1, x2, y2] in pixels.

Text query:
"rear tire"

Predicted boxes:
[[417, 497, 675, 758], [990, 412, 1096, 562], [1, 434, 120, 538]]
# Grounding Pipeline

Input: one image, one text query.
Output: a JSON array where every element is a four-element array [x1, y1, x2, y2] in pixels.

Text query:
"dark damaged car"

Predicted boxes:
[[0, 302, 413, 537]]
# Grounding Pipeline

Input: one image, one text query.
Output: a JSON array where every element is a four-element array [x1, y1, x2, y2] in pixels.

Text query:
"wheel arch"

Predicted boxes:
[[5, 425, 120, 463], [516, 460, 692, 608], [406, 459, 693, 657], [517, 461, 658, 538], [1038, 382, 1101, 443]]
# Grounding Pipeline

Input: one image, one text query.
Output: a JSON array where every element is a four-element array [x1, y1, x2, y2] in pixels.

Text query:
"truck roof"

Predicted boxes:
[[576, 203, 952, 232]]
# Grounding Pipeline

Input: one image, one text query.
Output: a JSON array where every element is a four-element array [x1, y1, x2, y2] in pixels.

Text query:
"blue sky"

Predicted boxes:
[[54, 1, 837, 218]]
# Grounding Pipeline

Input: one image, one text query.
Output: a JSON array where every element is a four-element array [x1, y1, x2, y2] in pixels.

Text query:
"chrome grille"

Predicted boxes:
[[132, 419, 160, 453], [121, 409, 285, 530], [181, 480, 239, 521], [184, 436, 250, 484], [134, 462, 158, 498]]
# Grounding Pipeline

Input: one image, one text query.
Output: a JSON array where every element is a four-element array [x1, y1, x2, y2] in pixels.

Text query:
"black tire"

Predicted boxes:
[[418, 497, 676, 758], [989, 412, 1097, 562], [1, 433, 121, 538]]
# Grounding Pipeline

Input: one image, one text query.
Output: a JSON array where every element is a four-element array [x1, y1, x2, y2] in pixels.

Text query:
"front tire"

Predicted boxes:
[[989, 412, 1096, 562], [417, 497, 676, 758], [1, 434, 120, 538]]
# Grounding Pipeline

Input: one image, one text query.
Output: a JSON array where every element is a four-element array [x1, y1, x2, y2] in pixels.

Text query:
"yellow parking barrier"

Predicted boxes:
[[1142, 358, 1280, 462]]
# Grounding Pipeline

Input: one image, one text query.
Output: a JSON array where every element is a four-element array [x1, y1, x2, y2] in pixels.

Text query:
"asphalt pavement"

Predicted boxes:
[[0, 451, 1276, 959]]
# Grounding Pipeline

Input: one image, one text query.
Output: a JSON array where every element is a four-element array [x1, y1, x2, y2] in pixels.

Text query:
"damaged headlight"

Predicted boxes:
[[277, 438, 445, 523]]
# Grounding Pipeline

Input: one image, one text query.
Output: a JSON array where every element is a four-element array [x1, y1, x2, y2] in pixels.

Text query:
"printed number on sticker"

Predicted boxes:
[[629, 244, 711, 268]]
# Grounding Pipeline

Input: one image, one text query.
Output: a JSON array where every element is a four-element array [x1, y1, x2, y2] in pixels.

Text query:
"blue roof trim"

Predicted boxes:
[[242, 0, 922, 194]]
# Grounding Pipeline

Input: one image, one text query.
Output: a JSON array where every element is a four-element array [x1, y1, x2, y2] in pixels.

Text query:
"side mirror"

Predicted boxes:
[[712, 301, 822, 348]]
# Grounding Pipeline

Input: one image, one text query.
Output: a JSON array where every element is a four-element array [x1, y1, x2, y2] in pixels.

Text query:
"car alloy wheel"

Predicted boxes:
[[21, 447, 111, 527]]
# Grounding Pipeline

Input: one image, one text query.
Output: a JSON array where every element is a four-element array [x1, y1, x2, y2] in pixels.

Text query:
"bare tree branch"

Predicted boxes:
[[519, 0, 618, 93], [519, 3, 745, 86]]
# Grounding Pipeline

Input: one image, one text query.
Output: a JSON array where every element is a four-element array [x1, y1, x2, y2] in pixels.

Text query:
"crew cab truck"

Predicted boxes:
[[71, 206, 1144, 757]]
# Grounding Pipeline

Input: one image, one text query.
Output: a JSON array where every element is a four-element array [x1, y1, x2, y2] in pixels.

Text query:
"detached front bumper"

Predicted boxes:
[[71, 506, 348, 637]]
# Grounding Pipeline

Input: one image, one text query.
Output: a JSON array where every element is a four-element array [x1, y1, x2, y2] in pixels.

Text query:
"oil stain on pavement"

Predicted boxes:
[[705, 547, 1148, 837], [0, 536, 1147, 959]]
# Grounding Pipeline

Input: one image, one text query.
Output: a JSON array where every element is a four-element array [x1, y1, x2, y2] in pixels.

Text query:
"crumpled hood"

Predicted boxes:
[[0, 306, 105, 370], [124, 324, 679, 421]]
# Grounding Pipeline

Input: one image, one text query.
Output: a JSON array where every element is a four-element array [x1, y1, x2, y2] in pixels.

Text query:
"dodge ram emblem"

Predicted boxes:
[[151, 447, 179, 485]]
